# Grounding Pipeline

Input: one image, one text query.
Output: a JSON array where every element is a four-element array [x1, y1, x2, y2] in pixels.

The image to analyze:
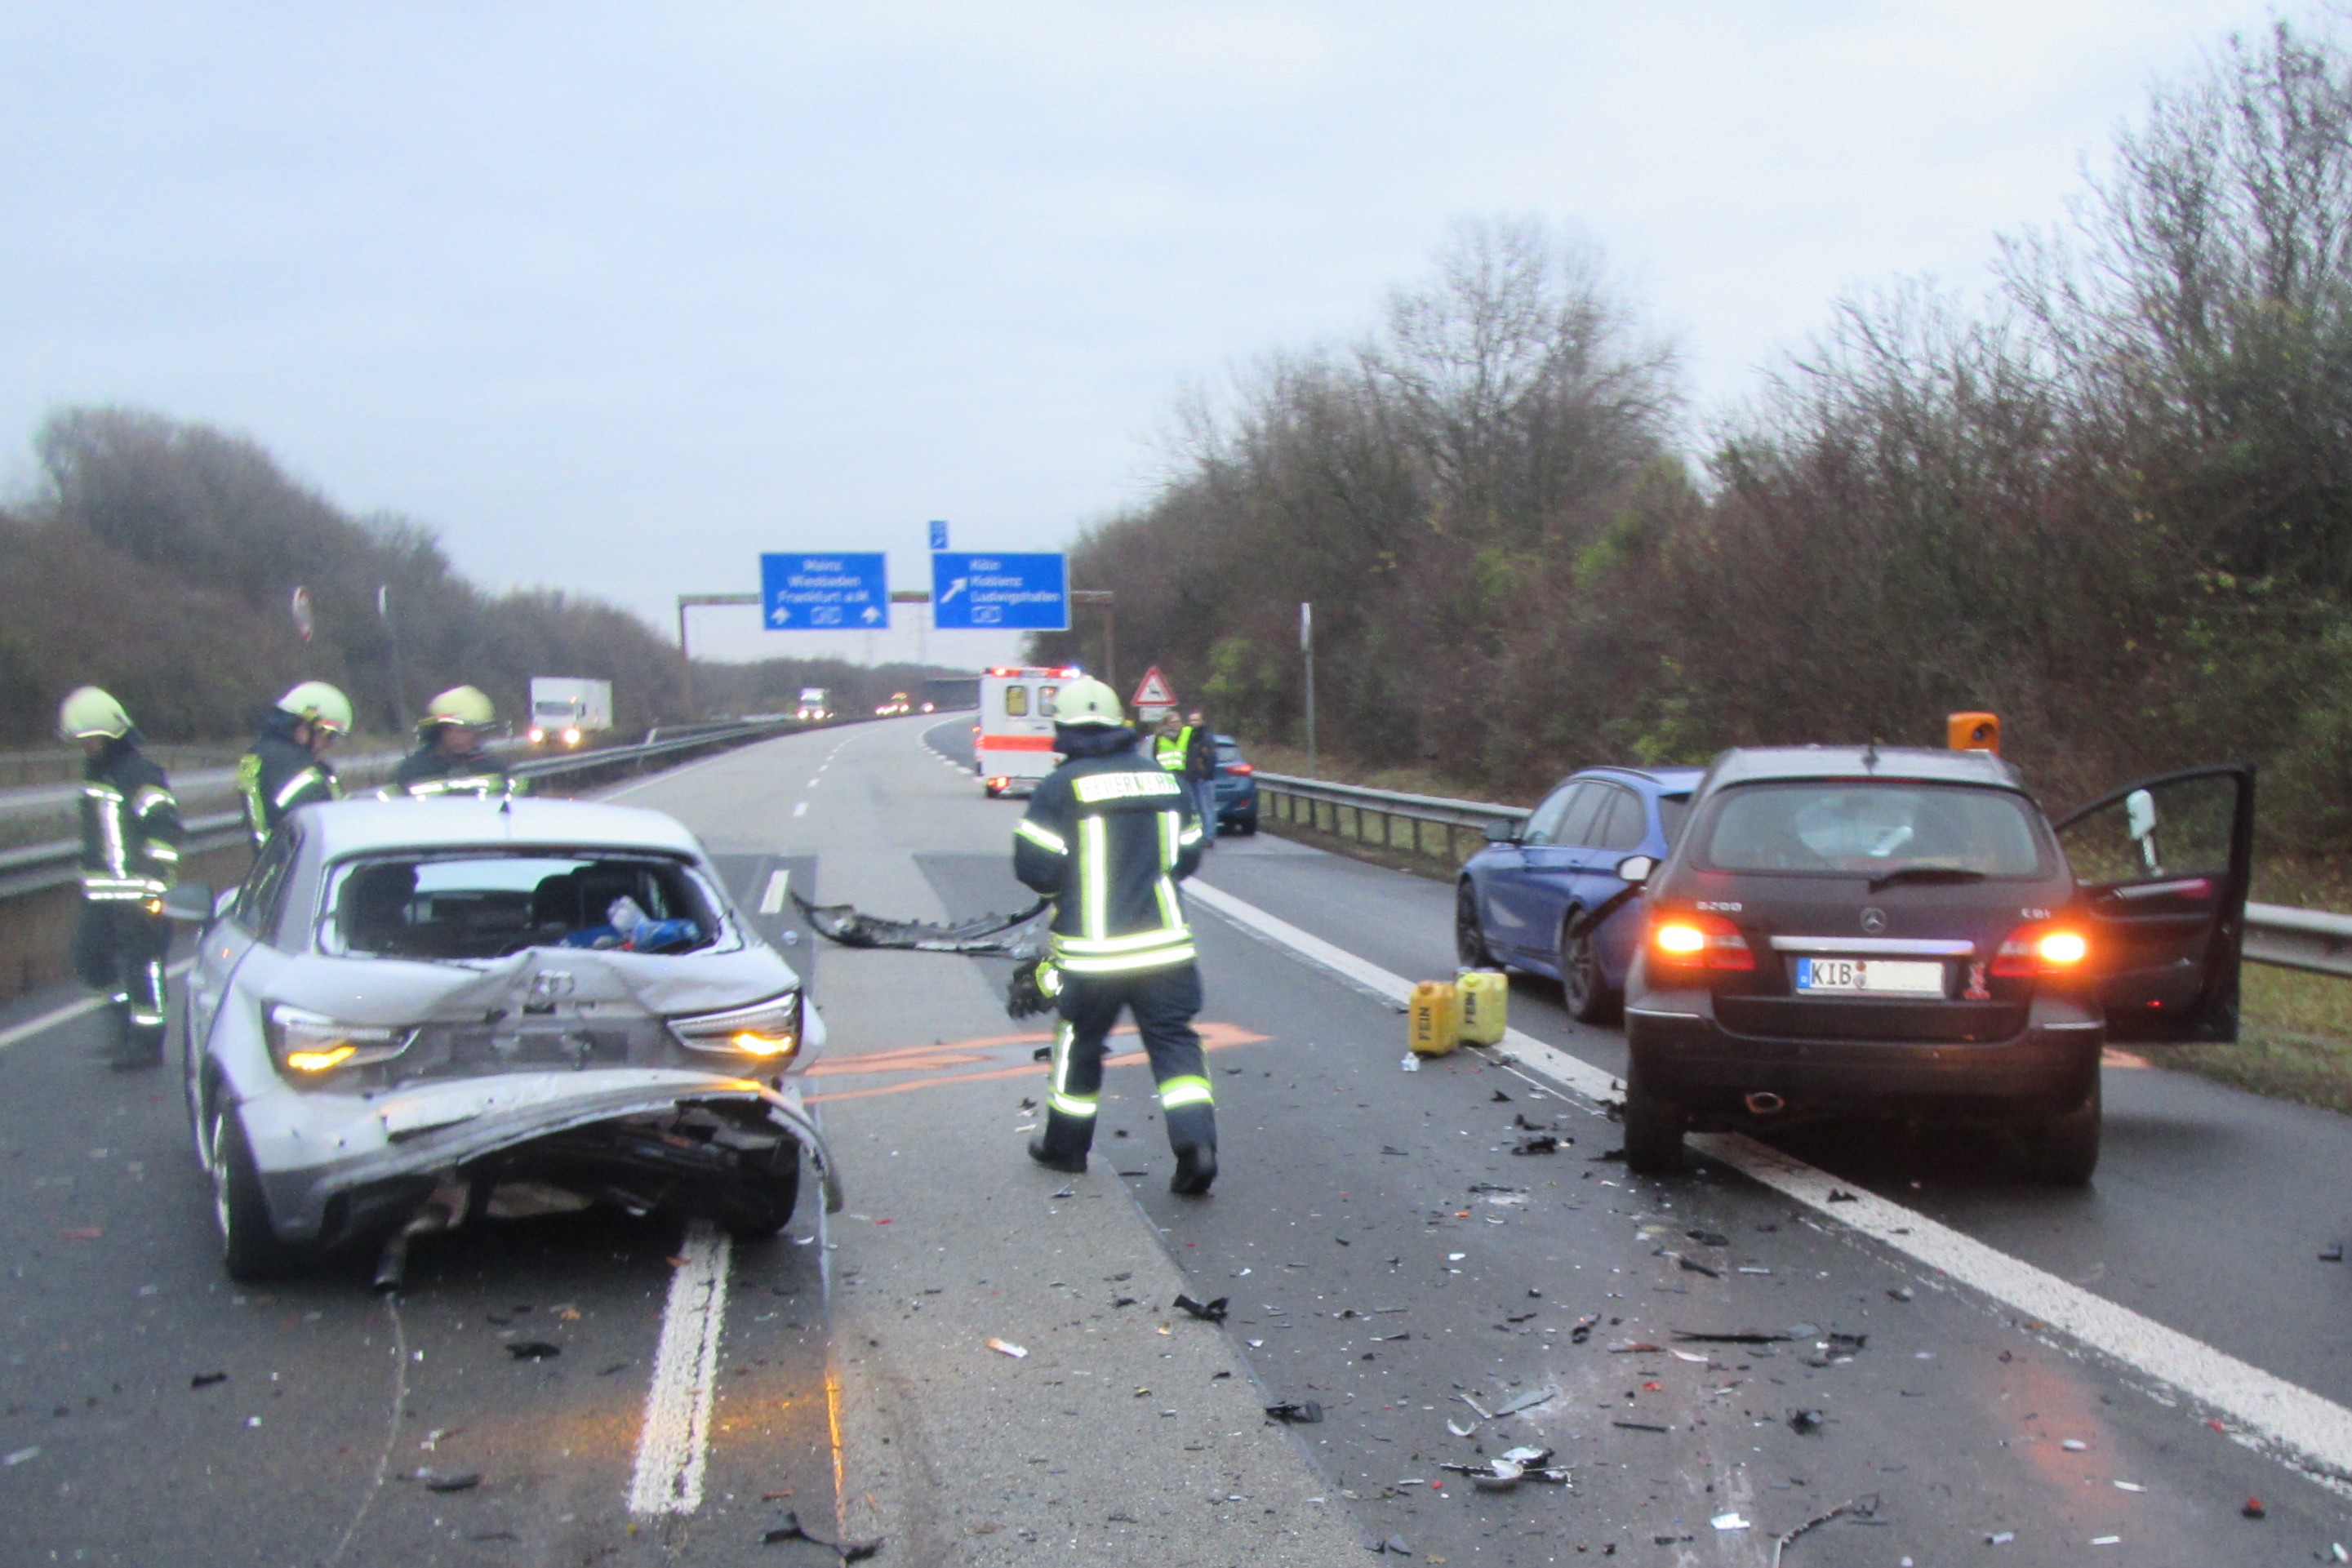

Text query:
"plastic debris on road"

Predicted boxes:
[[1510, 1134, 1560, 1155], [1985, 1531, 2016, 1546], [1172, 1293, 1229, 1323], [1265, 1400, 1324, 1424], [1399, 1054, 1421, 1073], [2, 1447, 37, 1468], [1372, 1535, 1414, 1555], [505, 1341, 561, 1361], [419, 1468, 482, 1492], [2320, 1242, 2343, 1263], [760, 1508, 883, 1560], [1768, 1496, 1878, 1568], [1787, 1408, 1825, 1435], [2241, 1497, 2266, 1519], [985, 1337, 1028, 1359], [190, 1371, 228, 1388], [1712, 1512, 1750, 1530]]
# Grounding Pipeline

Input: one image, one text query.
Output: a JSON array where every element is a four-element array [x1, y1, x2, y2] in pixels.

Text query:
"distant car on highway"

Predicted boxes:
[[1212, 735, 1258, 834], [1619, 747, 2253, 1184], [1456, 766, 1703, 1021], [175, 797, 841, 1282]]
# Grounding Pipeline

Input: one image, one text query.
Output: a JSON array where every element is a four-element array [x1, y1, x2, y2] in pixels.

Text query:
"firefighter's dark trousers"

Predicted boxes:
[[73, 899, 170, 1042], [1035, 963, 1215, 1162]]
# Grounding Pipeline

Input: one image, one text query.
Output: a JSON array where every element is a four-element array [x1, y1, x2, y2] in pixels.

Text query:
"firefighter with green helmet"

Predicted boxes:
[[238, 681, 350, 846], [390, 685, 521, 798], [1013, 675, 1219, 1195], [60, 686, 184, 1069]]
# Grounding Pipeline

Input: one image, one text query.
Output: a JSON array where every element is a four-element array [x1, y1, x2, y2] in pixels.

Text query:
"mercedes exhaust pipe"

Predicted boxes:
[[1743, 1090, 1786, 1117]]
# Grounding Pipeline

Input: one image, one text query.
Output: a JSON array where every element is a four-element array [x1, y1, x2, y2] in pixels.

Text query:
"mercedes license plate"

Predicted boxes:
[[1794, 957, 1945, 997]]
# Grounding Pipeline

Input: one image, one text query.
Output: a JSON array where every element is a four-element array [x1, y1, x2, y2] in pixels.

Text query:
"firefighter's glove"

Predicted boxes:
[[1006, 960, 1059, 1020]]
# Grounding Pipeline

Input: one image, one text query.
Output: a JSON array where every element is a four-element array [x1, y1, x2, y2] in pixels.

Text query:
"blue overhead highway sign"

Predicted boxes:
[[930, 552, 1069, 630], [761, 553, 889, 629], [928, 519, 949, 551]]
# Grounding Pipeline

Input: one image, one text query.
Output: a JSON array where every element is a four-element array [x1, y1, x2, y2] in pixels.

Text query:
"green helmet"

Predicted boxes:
[[420, 684, 495, 731], [277, 680, 354, 736], [1053, 675, 1126, 727], [58, 686, 134, 740]]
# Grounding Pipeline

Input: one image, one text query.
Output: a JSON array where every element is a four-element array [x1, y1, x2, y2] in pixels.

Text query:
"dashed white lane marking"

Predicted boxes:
[[807, 779, 820, 788], [0, 958, 194, 1054], [1184, 875, 2352, 1494], [758, 868, 792, 914], [627, 1219, 732, 1515], [793, 802, 809, 818]]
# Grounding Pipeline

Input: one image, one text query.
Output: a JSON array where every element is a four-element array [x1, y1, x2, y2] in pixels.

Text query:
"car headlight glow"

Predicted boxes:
[[670, 992, 803, 1063], [265, 1003, 415, 1077]]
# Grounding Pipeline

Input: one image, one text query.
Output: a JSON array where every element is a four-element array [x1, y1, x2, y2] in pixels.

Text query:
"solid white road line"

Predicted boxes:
[[627, 1218, 733, 1515], [759, 868, 792, 914], [1185, 875, 2352, 1495], [0, 957, 196, 1054]]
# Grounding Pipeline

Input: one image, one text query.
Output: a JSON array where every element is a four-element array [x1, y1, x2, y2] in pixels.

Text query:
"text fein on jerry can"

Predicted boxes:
[[1408, 979, 1461, 1056], [1456, 969, 1508, 1045]]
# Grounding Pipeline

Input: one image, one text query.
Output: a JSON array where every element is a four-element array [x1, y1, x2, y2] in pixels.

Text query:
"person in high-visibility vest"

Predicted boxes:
[[389, 685, 522, 799], [60, 687, 183, 1069], [238, 682, 349, 846], [1152, 710, 1216, 842], [1015, 677, 1217, 1195]]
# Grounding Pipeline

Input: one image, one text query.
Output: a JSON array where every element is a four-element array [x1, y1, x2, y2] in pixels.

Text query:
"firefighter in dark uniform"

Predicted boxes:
[[1014, 677, 1218, 1195], [389, 686, 521, 798], [238, 681, 350, 846], [60, 687, 184, 1069]]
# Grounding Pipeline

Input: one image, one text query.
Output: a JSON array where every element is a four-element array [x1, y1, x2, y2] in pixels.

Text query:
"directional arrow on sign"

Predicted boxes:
[[861, 605, 882, 624], [940, 577, 967, 606]]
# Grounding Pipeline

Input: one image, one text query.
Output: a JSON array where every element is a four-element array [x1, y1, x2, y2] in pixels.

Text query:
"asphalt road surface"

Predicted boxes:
[[2, 715, 2348, 1566]]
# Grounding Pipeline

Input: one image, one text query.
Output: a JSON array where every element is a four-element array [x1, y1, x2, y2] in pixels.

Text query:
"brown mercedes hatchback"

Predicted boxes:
[[1620, 746, 2252, 1184]]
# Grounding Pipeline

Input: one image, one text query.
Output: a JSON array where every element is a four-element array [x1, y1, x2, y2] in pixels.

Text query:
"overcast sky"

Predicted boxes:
[[0, 2, 2297, 668]]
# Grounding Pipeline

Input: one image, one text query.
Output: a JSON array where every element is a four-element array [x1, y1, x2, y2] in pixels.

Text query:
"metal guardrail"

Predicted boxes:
[[0, 721, 798, 902], [1256, 771, 2352, 978]]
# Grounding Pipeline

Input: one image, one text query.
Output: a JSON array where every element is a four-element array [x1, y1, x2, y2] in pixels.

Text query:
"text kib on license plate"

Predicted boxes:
[[1794, 957, 1946, 997]]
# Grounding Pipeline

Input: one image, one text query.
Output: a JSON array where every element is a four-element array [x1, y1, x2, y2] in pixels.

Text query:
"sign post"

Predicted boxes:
[[1300, 601, 1316, 780], [929, 552, 1069, 630], [761, 553, 889, 631]]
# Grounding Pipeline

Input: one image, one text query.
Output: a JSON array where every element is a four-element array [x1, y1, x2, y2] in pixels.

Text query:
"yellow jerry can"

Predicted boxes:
[[1408, 979, 1461, 1056], [1456, 969, 1508, 1045]]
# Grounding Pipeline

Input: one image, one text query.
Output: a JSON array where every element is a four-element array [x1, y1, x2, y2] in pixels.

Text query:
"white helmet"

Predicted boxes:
[[1054, 676, 1126, 727], [58, 686, 134, 740], [277, 681, 353, 736], [420, 685, 496, 730]]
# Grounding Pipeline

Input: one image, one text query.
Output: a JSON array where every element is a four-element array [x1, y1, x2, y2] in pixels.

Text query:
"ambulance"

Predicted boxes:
[[975, 665, 1083, 797]]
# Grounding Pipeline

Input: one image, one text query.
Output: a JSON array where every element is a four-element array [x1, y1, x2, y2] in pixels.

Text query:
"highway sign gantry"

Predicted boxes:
[[762, 553, 889, 629], [929, 552, 1068, 630]]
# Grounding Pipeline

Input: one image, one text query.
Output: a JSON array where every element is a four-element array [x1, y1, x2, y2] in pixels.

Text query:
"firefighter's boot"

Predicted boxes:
[[1166, 1104, 1217, 1197], [1027, 1111, 1091, 1175]]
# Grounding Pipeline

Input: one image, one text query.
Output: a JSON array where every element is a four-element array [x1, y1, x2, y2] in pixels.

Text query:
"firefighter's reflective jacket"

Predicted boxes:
[[1014, 724, 1204, 976], [238, 712, 340, 845], [78, 739, 183, 904], [388, 745, 522, 799]]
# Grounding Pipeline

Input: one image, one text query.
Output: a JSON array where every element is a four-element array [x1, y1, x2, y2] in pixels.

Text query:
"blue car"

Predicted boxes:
[[1211, 735, 1258, 833], [1456, 766, 1703, 1021]]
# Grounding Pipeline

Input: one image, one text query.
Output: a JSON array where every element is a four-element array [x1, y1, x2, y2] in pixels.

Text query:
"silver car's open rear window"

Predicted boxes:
[[1695, 782, 2049, 878], [316, 851, 724, 960]]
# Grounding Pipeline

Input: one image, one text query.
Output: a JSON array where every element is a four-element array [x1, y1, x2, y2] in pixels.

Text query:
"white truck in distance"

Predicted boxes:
[[528, 677, 613, 748], [797, 687, 831, 722]]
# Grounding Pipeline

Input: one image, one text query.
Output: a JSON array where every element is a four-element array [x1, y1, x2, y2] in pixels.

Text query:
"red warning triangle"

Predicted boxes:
[[1131, 666, 1177, 708]]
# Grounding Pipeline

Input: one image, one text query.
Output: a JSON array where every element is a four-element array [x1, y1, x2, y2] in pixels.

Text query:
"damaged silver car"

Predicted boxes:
[[173, 796, 842, 1283]]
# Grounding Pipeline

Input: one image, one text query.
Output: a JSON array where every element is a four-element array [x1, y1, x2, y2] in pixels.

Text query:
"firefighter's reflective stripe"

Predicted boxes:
[[131, 785, 176, 817], [145, 842, 180, 863], [1056, 926, 1190, 956], [238, 755, 267, 833], [1071, 771, 1182, 804], [127, 960, 166, 1028], [1158, 1075, 1214, 1111], [395, 775, 515, 800], [1015, 819, 1068, 855], [84, 784, 127, 876], [1052, 939, 1197, 974], [80, 877, 165, 900], [1048, 1021, 1097, 1117], [1153, 809, 1185, 929], [274, 768, 326, 809]]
